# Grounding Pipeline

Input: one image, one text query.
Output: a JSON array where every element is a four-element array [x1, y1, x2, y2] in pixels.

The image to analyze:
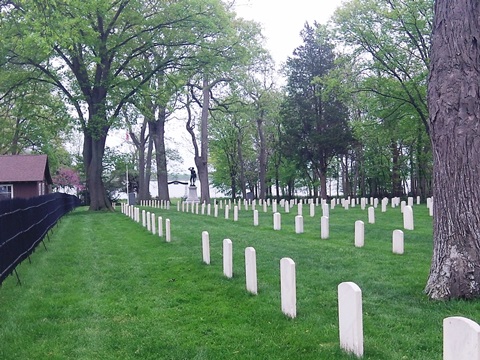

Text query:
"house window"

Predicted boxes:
[[0, 184, 13, 200]]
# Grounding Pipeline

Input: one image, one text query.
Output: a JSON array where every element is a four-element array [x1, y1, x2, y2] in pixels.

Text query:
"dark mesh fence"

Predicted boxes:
[[0, 193, 81, 285]]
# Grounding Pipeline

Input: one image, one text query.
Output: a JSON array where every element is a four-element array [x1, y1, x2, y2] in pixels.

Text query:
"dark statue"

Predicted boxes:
[[189, 167, 197, 186]]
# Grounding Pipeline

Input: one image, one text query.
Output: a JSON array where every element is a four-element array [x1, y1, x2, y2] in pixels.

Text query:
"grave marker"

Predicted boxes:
[[368, 207, 375, 224], [321, 216, 329, 239], [280, 257, 296, 318], [223, 239, 233, 278], [234, 205, 238, 221], [151, 213, 156, 235], [245, 247, 258, 295], [295, 215, 304, 234], [392, 230, 404, 254], [444, 316, 480, 360], [253, 210, 259, 226], [273, 212, 281, 230], [202, 231, 210, 264], [403, 205, 414, 230], [165, 219, 171, 242], [355, 220, 364, 247], [338, 282, 364, 357], [158, 216, 163, 237]]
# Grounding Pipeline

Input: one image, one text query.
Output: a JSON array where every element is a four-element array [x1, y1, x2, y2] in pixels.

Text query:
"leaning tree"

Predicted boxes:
[[425, 0, 480, 299]]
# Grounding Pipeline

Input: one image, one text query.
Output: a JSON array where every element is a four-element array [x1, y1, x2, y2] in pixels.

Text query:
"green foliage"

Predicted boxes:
[[332, 0, 433, 197], [281, 23, 353, 196]]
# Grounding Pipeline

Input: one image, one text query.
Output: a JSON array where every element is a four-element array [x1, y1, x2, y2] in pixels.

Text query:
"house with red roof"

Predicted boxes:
[[0, 155, 53, 200]]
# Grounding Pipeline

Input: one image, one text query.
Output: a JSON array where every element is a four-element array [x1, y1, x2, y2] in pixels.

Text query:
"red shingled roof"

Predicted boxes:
[[0, 155, 52, 184]]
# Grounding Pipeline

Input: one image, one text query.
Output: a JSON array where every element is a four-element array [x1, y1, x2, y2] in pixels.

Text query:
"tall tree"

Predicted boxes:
[[282, 23, 352, 199], [333, 0, 433, 199], [425, 0, 480, 300], [185, 16, 263, 203], [0, 0, 229, 210]]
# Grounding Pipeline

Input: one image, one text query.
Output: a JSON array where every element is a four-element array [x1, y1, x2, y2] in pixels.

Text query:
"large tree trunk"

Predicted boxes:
[[256, 113, 267, 200], [83, 131, 111, 211], [196, 79, 211, 204], [425, 0, 480, 300], [149, 111, 170, 201], [391, 141, 402, 197]]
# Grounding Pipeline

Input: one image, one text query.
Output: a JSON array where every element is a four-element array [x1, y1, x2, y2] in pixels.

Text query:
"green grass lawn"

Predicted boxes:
[[1, 200, 479, 359]]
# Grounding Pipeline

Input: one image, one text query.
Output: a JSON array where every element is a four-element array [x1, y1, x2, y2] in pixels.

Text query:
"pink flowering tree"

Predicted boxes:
[[52, 167, 85, 194]]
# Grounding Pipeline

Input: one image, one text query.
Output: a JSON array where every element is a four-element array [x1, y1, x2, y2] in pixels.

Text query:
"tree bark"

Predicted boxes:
[[83, 131, 111, 211], [256, 112, 267, 200], [149, 109, 170, 201], [425, 0, 480, 299]]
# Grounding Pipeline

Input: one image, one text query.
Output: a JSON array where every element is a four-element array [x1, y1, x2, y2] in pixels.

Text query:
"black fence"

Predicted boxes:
[[0, 193, 81, 285]]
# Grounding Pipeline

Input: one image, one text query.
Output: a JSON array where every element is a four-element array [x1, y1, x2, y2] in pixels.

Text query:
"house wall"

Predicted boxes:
[[0, 182, 49, 199]]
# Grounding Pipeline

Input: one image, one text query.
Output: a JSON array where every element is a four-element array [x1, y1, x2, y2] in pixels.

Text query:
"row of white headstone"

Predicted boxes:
[[201, 233, 480, 359], [138, 199, 170, 209], [120, 203, 171, 242], [175, 195, 433, 222]]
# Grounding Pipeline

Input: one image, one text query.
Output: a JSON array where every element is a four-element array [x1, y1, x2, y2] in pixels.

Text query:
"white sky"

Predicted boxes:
[[233, 0, 345, 65]]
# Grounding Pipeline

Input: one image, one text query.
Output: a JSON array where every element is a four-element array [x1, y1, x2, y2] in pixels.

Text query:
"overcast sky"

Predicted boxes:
[[233, 0, 345, 65]]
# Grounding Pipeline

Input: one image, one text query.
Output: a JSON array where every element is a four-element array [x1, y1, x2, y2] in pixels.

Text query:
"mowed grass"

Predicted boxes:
[[2, 200, 480, 359]]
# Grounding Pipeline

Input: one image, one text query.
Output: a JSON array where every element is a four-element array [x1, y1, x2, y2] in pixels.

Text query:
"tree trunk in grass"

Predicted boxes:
[[83, 131, 111, 211], [425, 0, 480, 299]]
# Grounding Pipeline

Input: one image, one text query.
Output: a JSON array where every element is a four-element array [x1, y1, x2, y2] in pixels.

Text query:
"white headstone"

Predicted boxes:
[[321, 216, 329, 239], [272, 201, 277, 213], [310, 203, 315, 217], [158, 216, 163, 237], [295, 215, 304, 234], [214, 204, 218, 217], [263, 201, 268, 213], [368, 207, 375, 224], [207, 203, 211, 216], [245, 247, 257, 295], [322, 203, 329, 218], [416, 196, 421, 205], [355, 220, 364, 248], [234, 205, 238, 221], [392, 230, 404, 254], [338, 282, 364, 357], [408, 196, 414, 207], [225, 205, 229, 220], [381, 198, 387, 213], [165, 219, 171, 242], [400, 200, 406, 213], [142, 210, 146, 227], [151, 213, 156, 235], [273, 212, 281, 230], [280, 257, 296, 319], [202, 231, 210, 264], [285, 202, 290, 213], [297, 203, 303, 216], [146, 211, 151, 231], [360, 198, 366, 210], [253, 210, 259, 226], [223, 239, 233, 278], [444, 316, 480, 360], [403, 205, 414, 230]]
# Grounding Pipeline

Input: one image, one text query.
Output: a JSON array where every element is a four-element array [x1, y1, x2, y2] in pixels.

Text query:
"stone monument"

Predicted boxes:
[[186, 167, 200, 203]]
